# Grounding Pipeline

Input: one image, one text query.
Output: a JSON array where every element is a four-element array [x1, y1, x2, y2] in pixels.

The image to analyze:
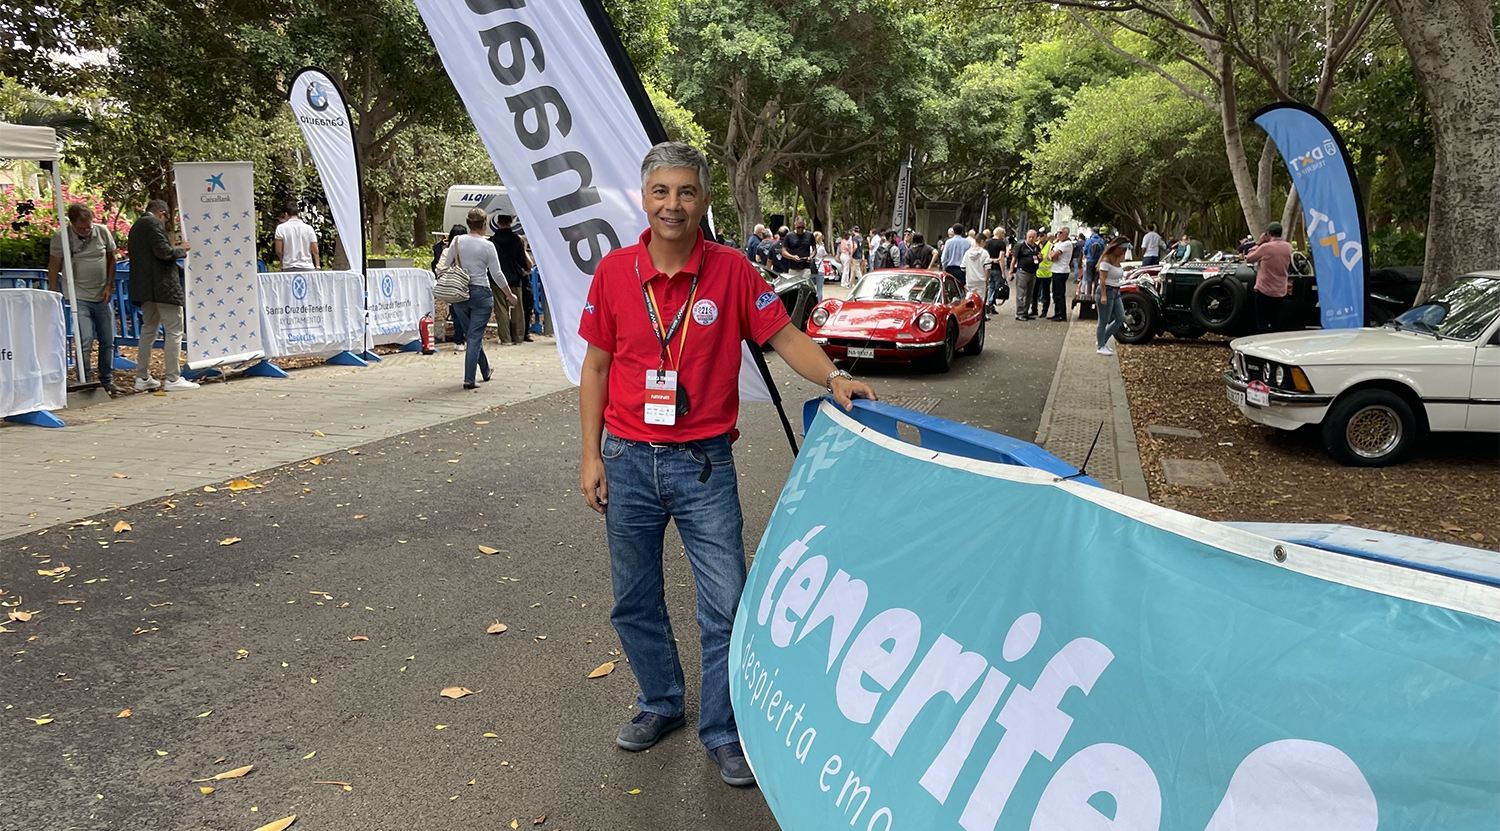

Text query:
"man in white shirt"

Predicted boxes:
[[274, 204, 320, 271], [1140, 223, 1163, 266], [1045, 227, 1074, 321]]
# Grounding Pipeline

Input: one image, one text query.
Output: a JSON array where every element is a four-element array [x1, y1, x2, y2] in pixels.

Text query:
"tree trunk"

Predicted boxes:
[[413, 202, 428, 250], [725, 156, 766, 244], [1386, 0, 1500, 300], [367, 190, 386, 256], [815, 171, 836, 240], [1212, 47, 1268, 237]]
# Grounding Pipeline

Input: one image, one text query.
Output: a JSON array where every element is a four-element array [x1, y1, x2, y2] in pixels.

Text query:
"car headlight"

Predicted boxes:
[[1273, 365, 1286, 387], [811, 307, 829, 327], [916, 312, 937, 332], [1231, 352, 1244, 378]]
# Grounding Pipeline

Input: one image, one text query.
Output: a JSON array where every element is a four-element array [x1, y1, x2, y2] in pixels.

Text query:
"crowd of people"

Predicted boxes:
[[737, 217, 1292, 356]]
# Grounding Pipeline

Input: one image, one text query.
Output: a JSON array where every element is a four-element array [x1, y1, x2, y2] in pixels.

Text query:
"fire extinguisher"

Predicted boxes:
[[419, 312, 436, 355]]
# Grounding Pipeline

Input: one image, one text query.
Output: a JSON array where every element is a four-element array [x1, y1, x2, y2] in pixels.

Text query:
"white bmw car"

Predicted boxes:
[[1223, 271, 1500, 466]]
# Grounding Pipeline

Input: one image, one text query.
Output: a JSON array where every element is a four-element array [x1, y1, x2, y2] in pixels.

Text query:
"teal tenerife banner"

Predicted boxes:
[[1252, 102, 1368, 329], [731, 401, 1499, 831]]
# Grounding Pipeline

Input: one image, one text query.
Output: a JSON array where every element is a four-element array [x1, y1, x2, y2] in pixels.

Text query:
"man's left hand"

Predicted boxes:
[[830, 376, 876, 411]]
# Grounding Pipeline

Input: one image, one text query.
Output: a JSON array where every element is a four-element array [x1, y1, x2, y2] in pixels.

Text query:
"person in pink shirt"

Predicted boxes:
[[1245, 220, 1294, 333]]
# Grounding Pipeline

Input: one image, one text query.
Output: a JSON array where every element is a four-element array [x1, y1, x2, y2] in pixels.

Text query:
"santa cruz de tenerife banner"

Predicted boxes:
[[366, 268, 435, 347], [289, 68, 365, 276], [173, 162, 266, 368], [414, 0, 773, 402], [1252, 103, 1369, 329], [256, 270, 364, 358], [731, 401, 1499, 831]]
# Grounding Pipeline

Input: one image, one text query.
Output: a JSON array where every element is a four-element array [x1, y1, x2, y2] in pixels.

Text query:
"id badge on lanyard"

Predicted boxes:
[[637, 251, 701, 427], [645, 370, 678, 425]]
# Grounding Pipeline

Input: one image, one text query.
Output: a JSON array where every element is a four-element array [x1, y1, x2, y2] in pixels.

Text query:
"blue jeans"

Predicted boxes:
[[449, 289, 492, 384], [602, 432, 745, 750], [1098, 285, 1125, 347], [76, 298, 115, 384]]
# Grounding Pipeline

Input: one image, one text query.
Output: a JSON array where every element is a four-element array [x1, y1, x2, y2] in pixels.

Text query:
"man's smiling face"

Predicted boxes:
[[641, 166, 707, 246]]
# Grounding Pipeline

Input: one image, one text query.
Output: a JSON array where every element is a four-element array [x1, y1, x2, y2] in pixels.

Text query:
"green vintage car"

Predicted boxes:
[[1116, 256, 1420, 344]]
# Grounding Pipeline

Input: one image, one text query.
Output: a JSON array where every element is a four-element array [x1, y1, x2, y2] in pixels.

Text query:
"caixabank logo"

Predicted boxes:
[[200, 172, 231, 204]]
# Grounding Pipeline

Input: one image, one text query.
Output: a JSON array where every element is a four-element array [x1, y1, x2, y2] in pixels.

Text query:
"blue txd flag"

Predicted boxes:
[[732, 401, 1499, 830], [1253, 103, 1369, 329]]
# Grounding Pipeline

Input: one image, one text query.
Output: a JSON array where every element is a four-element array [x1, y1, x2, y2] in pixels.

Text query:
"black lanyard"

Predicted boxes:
[[635, 247, 704, 374]]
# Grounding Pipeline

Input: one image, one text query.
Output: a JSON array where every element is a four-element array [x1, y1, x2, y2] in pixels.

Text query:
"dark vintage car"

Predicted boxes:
[[756, 262, 819, 332], [1116, 257, 1421, 344]]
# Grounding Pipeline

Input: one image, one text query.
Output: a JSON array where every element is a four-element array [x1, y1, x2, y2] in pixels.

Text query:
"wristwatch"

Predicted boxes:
[[825, 369, 854, 393]]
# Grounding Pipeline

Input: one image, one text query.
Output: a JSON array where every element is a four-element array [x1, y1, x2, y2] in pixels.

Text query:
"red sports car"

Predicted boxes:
[[804, 269, 986, 372]]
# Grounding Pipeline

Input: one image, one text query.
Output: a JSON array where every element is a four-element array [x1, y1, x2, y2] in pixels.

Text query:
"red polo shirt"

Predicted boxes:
[[580, 229, 790, 442]]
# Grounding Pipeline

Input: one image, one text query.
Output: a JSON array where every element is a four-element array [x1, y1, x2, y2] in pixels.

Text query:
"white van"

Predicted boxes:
[[440, 185, 518, 238]]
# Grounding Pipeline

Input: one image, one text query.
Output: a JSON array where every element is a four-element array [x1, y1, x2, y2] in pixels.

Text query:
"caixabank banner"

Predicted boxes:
[[174, 161, 265, 369], [731, 401, 1499, 831]]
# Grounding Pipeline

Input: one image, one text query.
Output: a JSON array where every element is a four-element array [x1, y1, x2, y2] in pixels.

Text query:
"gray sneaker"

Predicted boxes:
[[615, 711, 685, 751], [708, 741, 756, 787]]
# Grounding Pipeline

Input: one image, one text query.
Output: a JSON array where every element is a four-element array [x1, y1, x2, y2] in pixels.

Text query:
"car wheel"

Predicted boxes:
[[1321, 388, 1419, 467], [928, 321, 957, 373], [1166, 323, 1205, 339], [1117, 292, 1157, 345], [1190, 276, 1248, 333], [963, 315, 986, 355]]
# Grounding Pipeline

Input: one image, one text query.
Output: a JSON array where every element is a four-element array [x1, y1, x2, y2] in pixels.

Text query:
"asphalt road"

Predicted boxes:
[[2, 310, 1065, 831]]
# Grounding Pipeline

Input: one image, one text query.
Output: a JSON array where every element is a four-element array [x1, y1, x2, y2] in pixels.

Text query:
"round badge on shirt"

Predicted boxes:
[[692, 299, 719, 326]]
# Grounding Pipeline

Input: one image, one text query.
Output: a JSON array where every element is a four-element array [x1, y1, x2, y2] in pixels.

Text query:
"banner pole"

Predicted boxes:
[[579, 0, 800, 457]]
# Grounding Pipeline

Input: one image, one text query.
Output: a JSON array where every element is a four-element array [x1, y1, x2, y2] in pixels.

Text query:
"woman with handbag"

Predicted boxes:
[[433, 224, 467, 349], [437, 209, 515, 389]]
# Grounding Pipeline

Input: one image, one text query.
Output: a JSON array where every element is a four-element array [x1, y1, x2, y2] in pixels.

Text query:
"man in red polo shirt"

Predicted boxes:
[[579, 142, 875, 787]]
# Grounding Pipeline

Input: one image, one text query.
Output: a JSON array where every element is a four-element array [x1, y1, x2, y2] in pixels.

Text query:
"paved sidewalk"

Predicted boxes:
[[0, 341, 572, 540], [1035, 311, 1150, 500]]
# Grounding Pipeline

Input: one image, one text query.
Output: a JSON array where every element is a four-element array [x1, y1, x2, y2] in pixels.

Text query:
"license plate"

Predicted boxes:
[[1227, 387, 1245, 407], [1246, 381, 1271, 408], [847, 347, 875, 359]]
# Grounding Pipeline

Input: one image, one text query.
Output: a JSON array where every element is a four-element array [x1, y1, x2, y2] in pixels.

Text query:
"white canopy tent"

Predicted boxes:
[[0, 122, 89, 383]]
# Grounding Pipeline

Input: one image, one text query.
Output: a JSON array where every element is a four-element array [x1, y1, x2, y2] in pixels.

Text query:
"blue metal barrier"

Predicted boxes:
[[802, 397, 1103, 488]]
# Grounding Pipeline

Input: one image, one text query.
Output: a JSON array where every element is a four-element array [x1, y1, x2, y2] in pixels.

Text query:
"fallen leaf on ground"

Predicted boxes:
[[478, 545, 501, 555], [111, 473, 129, 479], [1327, 513, 1353, 522], [1440, 521, 1465, 533], [467, 778, 476, 786], [202, 485, 217, 492], [313, 430, 326, 437], [251, 815, 297, 831], [196, 711, 212, 718], [625, 788, 642, 795], [312, 780, 352, 787], [149, 602, 173, 608], [588, 662, 616, 679], [309, 456, 323, 464], [348, 635, 369, 642], [353, 514, 367, 519], [483, 732, 499, 738], [156, 750, 168, 756], [435, 725, 448, 730], [533, 814, 547, 825], [511, 821, 519, 830], [117, 709, 132, 718], [9, 610, 33, 622], [302, 751, 316, 760], [486, 621, 507, 634], [218, 537, 241, 546], [441, 686, 477, 699], [228, 479, 262, 491], [199, 786, 215, 795], [193, 764, 253, 782], [26, 717, 53, 725], [533, 635, 546, 641], [57, 599, 81, 605], [113, 520, 132, 533]]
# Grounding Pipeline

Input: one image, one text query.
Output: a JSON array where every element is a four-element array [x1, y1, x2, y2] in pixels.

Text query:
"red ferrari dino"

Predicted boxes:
[[804, 269, 986, 372]]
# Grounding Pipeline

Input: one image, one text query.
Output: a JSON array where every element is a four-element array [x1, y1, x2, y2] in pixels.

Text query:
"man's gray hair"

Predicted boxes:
[[145, 199, 169, 215], [640, 141, 711, 195]]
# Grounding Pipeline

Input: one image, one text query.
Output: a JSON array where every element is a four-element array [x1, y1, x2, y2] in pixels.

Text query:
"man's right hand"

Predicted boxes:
[[581, 456, 608, 514]]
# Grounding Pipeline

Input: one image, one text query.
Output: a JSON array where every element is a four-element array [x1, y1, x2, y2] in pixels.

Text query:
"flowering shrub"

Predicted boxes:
[[0, 183, 133, 268]]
